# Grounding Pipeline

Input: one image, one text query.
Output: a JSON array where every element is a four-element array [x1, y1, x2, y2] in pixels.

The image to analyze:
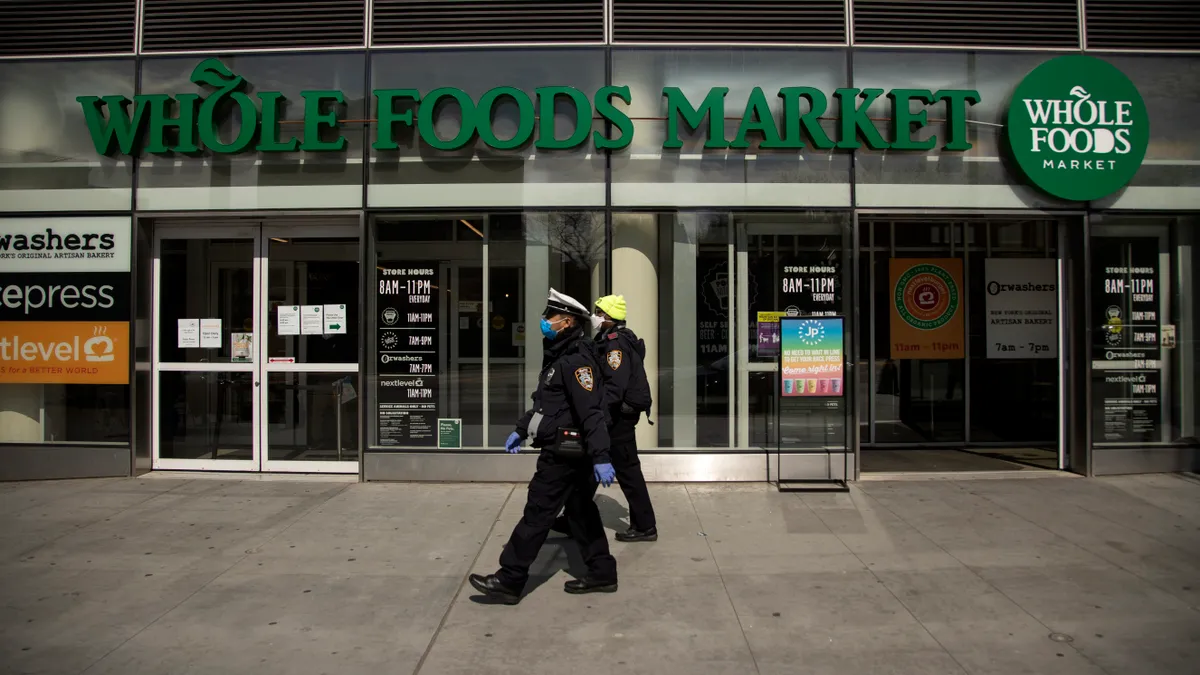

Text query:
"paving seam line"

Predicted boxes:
[[411, 483, 516, 675], [685, 484, 762, 675]]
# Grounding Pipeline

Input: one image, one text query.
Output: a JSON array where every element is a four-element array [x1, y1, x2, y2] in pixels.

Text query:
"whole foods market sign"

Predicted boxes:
[[79, 58, 984, 156], [1006, 55, 1149, 202]]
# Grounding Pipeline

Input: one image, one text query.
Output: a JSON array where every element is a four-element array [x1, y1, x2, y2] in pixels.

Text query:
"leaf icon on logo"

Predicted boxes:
[[190, 58, 244, 91], [1069, 85, 1090, 100]]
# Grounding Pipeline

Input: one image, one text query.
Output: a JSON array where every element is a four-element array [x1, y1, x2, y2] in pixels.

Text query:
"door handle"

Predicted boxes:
[[254, 381, 260, 387]]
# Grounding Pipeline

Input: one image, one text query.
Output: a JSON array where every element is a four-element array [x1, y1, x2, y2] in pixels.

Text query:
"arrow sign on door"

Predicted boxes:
[[324, 304, 347, 334]]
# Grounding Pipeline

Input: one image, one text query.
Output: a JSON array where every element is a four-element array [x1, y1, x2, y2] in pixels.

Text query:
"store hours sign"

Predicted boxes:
[[376, 264, 439, 447]]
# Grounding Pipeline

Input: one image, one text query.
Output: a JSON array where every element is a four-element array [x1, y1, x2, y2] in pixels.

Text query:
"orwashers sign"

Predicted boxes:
[[984, 259, 1058, 359], [0, 217, 131, 385], [889, 259, 964, 359], [1006, 55, 1149, 202]]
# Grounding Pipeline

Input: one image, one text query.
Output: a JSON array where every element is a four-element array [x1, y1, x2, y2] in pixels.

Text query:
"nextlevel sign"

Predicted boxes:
[[1006, 55, 1149, 202], [79, 58, 984, 156]]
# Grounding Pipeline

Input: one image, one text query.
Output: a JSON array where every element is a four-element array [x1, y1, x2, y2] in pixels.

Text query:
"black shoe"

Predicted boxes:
[[550, 515, 570, 536], [615, 526, 658, 543], [564, 577, 618, 594], [469, 574, 522, 605]]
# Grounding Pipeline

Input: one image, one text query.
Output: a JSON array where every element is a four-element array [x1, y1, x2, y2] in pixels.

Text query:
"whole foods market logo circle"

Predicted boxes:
[[1006, 55, 1148, 202], [894, 264, 959, 330]]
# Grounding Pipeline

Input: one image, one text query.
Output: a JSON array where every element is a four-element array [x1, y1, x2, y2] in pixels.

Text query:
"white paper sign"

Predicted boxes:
[[324, 304, 347, 334], [301, 305, 324, 335], [199, 318, 222, 348], [177, 319, 199, 348], [985, 259, 1058, 359], [277, 305, 300, 336]]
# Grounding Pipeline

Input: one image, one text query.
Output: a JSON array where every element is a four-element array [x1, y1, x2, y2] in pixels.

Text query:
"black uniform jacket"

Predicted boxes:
[[515, 327, 611, 465]]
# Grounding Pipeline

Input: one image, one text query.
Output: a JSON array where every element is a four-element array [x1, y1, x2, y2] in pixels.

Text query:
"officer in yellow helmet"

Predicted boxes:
[[554, 294, 658, 542]]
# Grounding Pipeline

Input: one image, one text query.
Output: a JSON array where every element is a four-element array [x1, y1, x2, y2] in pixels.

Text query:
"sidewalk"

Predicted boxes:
[[2, 473, 1198, 675]]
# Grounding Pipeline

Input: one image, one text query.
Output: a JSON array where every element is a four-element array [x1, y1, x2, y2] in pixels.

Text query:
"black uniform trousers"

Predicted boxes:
[[497, 451, 617, 590], [608, 419, 657, 531]]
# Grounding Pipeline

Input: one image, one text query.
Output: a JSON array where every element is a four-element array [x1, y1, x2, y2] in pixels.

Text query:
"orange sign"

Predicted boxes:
[[889, 259, 965, 359], [0, 321, 128, 384]]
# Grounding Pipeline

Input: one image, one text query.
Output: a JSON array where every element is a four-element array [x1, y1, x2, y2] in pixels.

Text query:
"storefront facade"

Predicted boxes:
[[2, 1, 1197, 481]]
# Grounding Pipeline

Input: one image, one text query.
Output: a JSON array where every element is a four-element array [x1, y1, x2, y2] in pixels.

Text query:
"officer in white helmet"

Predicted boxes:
[[469, 289, 618, 604]]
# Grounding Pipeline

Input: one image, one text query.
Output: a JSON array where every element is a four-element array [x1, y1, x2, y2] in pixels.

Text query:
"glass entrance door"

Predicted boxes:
[[152, 222, 360, 473], [736, 214, 853, 449]]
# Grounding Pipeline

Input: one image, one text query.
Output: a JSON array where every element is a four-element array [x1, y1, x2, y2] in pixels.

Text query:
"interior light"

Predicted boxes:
[[459, 219, 484, 238], [270, 237, 289, 243]]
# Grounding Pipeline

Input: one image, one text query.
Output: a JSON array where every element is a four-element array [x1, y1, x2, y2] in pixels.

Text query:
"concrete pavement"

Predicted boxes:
[[1, 472, 1198, 675]]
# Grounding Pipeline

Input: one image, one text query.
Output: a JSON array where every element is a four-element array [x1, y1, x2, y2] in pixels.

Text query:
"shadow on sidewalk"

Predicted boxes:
[[468, 494, 631, 604]]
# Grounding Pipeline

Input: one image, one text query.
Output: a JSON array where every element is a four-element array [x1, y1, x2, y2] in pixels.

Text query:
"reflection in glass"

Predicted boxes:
[[138, 53, 367, 209], [158, 238, 255, 364], [488, 211, 606, 445], [267, 373, 359, 461], [0, 58, 134, 211], [267, 237, 359, 364], [867, 220, 965, 443], [158, 371, 253, 460]]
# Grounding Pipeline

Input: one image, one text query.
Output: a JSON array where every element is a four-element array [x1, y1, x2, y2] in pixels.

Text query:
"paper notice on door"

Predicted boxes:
[[301, 305, 323, 335], [324, 304, 347, 334], [177, 319, 199, 348], [231, 332, 253, 362], [277, 305, 300, 336], [199, 318, 222, 348]]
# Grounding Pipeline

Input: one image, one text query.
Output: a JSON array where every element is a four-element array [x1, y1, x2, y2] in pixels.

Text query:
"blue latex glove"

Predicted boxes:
[[594, 463, 616, 487], [505, 431, 523, 454]]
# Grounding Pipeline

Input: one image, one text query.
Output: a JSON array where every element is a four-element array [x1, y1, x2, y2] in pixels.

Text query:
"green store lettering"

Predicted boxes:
[[77, 58, 982, 157]]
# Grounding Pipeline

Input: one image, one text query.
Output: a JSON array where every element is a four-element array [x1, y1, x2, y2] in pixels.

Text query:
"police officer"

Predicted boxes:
[[587, 295, 658, 541], [469, 289, 618, 605]]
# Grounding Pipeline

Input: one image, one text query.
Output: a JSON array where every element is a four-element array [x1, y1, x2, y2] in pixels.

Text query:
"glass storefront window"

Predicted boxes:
[[1, 216, 132, 446], [369, 215, 484, 448], [860, 217, 1067, 450], [0, 58, 134, 211], [368, 50, 607, 209], [852, 50, 1068, 209], [367, 212, 605, 450], [610, 49, 850, 209], [488, 211, 606, 445], [1091, 215, 1199, 447], [138, 52, 367, 210], [1095, 56, 1200, 210]]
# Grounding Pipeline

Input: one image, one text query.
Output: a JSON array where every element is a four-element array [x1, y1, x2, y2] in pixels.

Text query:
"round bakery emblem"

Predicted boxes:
[[894, 263, 960, 331]]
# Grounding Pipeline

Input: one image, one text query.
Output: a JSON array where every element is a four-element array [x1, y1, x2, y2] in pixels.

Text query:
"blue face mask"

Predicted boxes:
[[540, 318, 559, 340]]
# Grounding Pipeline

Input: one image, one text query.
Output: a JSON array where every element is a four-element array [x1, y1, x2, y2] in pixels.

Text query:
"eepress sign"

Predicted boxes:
[[1007, 55, 1149, 202]]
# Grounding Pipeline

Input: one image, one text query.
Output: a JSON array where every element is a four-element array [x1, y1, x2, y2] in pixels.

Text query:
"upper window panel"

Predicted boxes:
[[612, 1, 846, 44], [141, 0, 365, 52], [373, 1, 604, 46], [0, 1, 135, 57]]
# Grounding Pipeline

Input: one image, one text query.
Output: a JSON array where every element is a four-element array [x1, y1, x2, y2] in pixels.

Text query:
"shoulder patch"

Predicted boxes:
[[607, 332, 618, 340], [574, 366, 594, 391], [606, 349, 623, 370]]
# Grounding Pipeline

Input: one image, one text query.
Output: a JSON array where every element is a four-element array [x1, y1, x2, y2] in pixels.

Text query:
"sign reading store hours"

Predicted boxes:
[[376, 264, 440, 447]]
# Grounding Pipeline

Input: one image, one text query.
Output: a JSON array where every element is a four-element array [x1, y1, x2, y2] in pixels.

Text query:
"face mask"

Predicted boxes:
[[589, 315, 604, 333], [540, 318, 559, 340]]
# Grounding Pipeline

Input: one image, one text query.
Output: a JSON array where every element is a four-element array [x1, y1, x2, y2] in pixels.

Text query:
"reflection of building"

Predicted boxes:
[[1, 2, 1197, 481]]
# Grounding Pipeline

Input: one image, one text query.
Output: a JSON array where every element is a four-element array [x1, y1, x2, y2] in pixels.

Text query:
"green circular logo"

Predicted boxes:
[[1006, 55, 1149, 202], [894, 264, 959, 330]]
